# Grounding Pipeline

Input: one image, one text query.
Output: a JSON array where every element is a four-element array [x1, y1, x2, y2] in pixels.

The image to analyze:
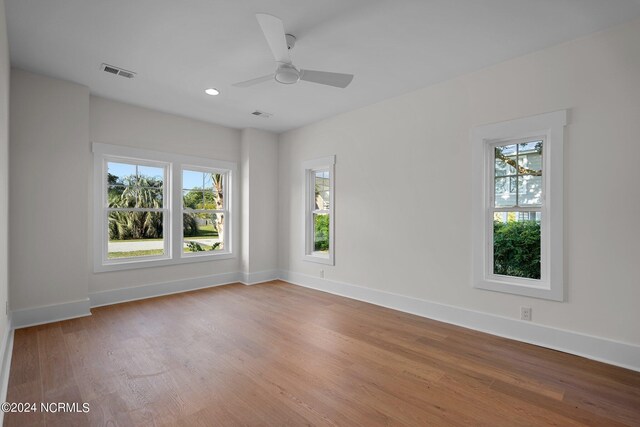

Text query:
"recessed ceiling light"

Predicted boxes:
[[205, 88, 220, 96]]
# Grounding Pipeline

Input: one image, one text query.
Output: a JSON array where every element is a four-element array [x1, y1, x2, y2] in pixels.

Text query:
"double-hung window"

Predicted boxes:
[[491, 138, 544, 279], [105, 160, 169, 261], [93, 143, 236, 272], [472, 111, 566, 301], [303, 156, 335, 265], [182, 168, 228, 255]]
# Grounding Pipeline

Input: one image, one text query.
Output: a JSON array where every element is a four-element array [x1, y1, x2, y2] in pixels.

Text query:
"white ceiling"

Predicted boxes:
[[6, 0, 640, 133]]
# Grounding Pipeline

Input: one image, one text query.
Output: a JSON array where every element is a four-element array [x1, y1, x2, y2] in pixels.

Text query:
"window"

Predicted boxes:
[[93, 143, 236, 272], [303, 156, 335, 265], [182, 168, 228, 255], [471, 111, 566, 301], [492, 139, 543, 279], [106, 160, 169, 261]]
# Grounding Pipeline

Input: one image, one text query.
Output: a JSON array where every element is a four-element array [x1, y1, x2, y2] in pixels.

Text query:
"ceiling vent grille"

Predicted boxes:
[[100, 63, 136, 79], [251, 110, 272, 118]]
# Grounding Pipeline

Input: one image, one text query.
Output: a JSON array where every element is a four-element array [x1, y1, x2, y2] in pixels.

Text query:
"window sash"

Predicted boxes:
[[103, 209, 171, 264], [487, 209, 546, 284], [490, 138, 545, 209], [104, 158, 168, 207], [181, 169, 227, 211]]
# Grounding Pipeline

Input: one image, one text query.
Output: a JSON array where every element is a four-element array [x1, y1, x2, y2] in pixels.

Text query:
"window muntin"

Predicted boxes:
[[105, 159, 169, 262], [304, 156, 335, 265], [182, 168, 228, 255], [489, 138, 544, 281]]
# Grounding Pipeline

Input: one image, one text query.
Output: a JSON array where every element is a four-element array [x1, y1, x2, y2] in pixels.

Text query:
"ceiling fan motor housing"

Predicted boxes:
[[275, 63, 300, 84], [285, 34, 296, 50]]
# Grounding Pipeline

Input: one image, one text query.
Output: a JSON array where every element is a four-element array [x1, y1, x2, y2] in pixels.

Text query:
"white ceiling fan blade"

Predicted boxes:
[[256, 13, 291, 64], [232, 74, 273, 88], [300, 70, 354, 88]]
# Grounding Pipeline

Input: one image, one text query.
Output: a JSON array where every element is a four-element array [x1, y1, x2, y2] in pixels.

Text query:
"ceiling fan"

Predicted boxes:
[[232, 13, 354, 89]]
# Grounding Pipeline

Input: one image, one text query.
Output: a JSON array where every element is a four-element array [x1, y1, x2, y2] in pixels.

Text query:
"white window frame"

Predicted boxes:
[[471, 110, 566, 301], [181, 165, 230, 258], [303, 155, 335, 265], [93, 143, 236, 272]]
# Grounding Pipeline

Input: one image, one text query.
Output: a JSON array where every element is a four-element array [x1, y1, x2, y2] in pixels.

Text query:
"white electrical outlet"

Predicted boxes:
[[319, 269, 324, 278], [521, 306, 532, 321]]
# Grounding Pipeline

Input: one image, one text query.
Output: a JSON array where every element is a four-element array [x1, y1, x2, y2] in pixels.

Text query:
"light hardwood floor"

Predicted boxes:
[[5, 281, 640, 426]]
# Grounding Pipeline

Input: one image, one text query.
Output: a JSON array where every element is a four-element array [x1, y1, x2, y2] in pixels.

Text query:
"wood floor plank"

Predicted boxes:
[[4, 281, 640, 426]]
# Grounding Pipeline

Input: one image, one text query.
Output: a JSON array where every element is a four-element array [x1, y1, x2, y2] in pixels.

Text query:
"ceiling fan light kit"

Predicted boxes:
[[275, 64, 300, 84], [232, 13, 354, 89]]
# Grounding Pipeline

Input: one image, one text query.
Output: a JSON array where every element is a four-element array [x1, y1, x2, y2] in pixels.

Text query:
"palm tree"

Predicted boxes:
[[211, 173, 224, 247], [108, 175, 163, 240]]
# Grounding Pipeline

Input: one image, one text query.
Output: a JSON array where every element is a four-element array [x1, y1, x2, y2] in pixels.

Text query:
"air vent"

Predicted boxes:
[[103, 65, 119, 75], [100, 63, 136, 79], [251, 110, 272, 118]]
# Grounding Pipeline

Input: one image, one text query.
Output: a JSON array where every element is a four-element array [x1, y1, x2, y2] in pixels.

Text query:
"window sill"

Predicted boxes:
[[303, 253, 334, 266], [95, 252, 235, 273], [474, 277, 563, 301]]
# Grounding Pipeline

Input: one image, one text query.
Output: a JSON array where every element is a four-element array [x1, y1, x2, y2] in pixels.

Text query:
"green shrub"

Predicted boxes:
[[493, 220, 540, 279], [186, 241, 205, 252], [183, 214, 199, 237], [314, 215, 330, 252], [185, 241, 222, 252], [108, 211, 163, 240]]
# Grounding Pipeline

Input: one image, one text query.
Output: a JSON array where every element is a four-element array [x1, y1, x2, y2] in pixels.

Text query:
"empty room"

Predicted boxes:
[[0, 0, 639, 425]]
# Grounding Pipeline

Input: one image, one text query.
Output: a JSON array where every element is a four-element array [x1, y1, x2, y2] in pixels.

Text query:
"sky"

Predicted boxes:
[[108, 162, 214, 190]]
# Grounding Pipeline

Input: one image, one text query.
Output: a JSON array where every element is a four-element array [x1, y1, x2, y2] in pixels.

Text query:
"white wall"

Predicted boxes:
[[279, 18, 640, 345], [0, 0, 11, 334], [89, 96, 242, 295], [10, 69, 90, 311], [240, 128, 279, 280]]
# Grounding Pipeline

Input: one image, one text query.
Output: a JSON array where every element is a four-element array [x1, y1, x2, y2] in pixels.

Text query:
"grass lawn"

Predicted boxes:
[[108, 249, 164, 259], [187, 224, 219, 238]]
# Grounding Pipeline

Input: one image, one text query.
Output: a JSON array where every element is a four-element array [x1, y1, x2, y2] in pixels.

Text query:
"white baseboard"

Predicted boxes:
[[10, 269, 278, 329], [279, 270, 640, 372], [240, 269, 280, 285], [0, 317, 14, 426], [12, 298, 91, 329], [90, 271, 242, 308]]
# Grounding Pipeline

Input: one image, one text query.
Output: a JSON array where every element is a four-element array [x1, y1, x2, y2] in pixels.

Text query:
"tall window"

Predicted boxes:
[[182, 168, 228, 255], [106, 160, 168, 261], [472, 111, 566, 301], [303, 156, 335, 265], [492, 139, 543, 279], [93, 143, 236, 272]]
